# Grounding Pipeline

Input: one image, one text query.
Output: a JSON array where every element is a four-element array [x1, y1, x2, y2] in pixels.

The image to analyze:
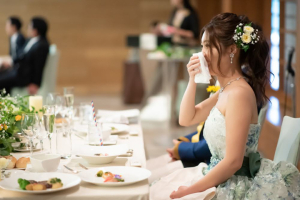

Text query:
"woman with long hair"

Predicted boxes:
[[150, 13, 300, 200]]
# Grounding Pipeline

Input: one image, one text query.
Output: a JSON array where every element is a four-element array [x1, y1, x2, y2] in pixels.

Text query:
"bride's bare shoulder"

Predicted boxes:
[[227, 83, 257, 107]]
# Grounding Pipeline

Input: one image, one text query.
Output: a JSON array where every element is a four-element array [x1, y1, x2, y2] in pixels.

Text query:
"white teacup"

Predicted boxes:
[[102, 127, 111, 141], [30, 154, 60, 172]]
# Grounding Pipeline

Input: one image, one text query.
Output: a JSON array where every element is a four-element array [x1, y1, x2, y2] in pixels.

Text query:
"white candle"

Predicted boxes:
[[29, 96, 43, 115]]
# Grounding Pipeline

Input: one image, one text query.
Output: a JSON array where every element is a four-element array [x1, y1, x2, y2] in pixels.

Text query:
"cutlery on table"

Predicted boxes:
[[79, 163, 88, 170], [63, 165, 79, 174]]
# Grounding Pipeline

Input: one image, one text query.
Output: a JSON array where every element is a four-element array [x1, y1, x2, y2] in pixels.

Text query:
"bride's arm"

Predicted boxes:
[[171, 88, 254, 198], [179, 80, 218, 127]]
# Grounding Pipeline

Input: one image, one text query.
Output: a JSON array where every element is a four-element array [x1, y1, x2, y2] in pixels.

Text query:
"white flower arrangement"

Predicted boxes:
[[233, 23, 260, 52]]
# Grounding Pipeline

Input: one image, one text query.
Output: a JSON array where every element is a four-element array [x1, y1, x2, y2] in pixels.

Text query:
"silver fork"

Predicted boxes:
[[79, 163, 88, 170], [63, 165, 79, 174]]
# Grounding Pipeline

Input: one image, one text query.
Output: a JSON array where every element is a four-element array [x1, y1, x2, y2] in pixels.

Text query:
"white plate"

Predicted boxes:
[[74, 144, 128, 165], [14, 147, 41, 152], [0, 171, 81, 194], [7, 168, 26, 170], [78, 166, 151, 186], [103, 123, 129, 134]]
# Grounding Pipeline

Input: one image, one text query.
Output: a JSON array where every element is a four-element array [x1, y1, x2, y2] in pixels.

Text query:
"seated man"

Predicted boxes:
[[0, 17, 49, 95], [2, 16, 26, 68], [168, 122, 211, 168]]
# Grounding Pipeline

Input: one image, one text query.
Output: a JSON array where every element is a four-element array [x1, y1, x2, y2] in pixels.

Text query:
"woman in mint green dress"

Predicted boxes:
[[150, 13, 300, 200]]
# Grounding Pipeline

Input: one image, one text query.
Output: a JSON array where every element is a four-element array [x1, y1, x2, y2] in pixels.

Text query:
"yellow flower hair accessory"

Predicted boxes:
[[232, 23, 259, 52]]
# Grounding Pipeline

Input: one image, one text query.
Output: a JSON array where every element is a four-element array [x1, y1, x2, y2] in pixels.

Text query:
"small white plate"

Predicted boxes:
[[0, 171, 81, 194], [74, 144, 128, 165], [14, 147, 41, 152], [78, 166, 151, 186], [103, 123, 129, 134]]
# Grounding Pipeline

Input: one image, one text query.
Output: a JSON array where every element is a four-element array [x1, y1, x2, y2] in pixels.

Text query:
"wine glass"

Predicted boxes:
[[37, 117, 48, 151], [42, 105, 55, 153], [0, 157, 11, 180], [46, 92, 60, 105], [21, 113, 40, 155]]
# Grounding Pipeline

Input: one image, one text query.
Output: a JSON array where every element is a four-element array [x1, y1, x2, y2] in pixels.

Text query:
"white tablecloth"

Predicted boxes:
[[0, 119, 149, 200]]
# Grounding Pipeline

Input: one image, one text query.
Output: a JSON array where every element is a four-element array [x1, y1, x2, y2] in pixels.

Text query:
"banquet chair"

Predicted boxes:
[[273, 116, 300, 166], [11, 44, 59, 99]]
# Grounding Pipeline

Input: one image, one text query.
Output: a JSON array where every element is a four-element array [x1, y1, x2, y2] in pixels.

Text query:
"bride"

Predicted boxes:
[[150, 13, 300, 200]]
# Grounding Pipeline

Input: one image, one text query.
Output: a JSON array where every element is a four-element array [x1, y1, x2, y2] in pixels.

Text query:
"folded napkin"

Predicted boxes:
[[193, 52, 211, 84], [98, 115, 129, 124], [97, 109, 140, 124]]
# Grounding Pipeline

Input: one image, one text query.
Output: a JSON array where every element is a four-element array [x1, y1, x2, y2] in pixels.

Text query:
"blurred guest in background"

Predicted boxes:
[[152, 0, 200, 46], [0, 17, 49, 95], [1, 16, 26, 69]]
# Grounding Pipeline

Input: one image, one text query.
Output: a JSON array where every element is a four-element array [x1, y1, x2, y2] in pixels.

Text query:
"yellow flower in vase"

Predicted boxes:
[[15, 115, 22, 121]]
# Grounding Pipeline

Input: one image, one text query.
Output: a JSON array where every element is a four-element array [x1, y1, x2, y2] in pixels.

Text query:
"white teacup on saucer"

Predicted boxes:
[[102, 127, 111, 141], [30, 154, 60, 172]]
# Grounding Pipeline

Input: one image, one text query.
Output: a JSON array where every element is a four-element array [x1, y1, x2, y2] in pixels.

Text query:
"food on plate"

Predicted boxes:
[[111, 127, 117, 131], [102, 172, 114, 179], [95, 153, 109, 157], [48, 178, 63, 189], [96, 170, 103, 177], [18, 179, 31, 190], [4, 156, 17, 169], [96, 170, 124, 182], [18, 177, 63, 190], [16, 157, 30, 168], [32, 183, 47, 190]]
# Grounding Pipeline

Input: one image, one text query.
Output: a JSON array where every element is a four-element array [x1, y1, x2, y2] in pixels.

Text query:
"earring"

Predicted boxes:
[[230, 53, 234, 64]]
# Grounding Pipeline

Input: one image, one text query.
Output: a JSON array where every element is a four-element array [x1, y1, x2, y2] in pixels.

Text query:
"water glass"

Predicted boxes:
[[56, 124, 72, 159], [21, 113, 40, 155], [88, 122, 103, 146], [79, 102, 93, 124]]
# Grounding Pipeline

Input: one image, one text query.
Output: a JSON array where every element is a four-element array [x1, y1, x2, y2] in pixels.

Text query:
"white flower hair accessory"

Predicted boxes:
[[233, 23, 260, 52]]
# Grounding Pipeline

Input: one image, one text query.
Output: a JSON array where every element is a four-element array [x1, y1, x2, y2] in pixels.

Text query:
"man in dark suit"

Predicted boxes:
[[5, 16, 26, 64], [0, 17, 49, 95]]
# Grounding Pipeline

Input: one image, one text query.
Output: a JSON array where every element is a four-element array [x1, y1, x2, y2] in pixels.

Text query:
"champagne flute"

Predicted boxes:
[[21, 113, 40, 155], [43, 105, 55, 153], [63, 87, 74, 108]]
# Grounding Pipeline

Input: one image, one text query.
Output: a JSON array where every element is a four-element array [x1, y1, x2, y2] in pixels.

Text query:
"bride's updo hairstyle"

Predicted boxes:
[[201, 13, 270, 107]]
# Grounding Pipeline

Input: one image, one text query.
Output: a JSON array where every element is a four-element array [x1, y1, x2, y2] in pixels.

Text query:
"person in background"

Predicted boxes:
[[1, 16, 26, 69], [152, 0, 200, 46], [0, 17, 49, 95]]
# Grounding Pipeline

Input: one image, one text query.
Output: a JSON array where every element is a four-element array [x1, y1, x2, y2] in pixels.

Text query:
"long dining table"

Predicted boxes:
[[0, 111, 149, 200]]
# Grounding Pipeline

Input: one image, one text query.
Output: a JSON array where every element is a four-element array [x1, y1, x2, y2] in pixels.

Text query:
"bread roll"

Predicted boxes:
[[4, 156, 17, 169], [16, 157, 30, 168]]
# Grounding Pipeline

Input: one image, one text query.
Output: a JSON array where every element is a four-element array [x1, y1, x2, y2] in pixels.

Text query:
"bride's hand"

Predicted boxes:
[[170, 186, 189, 199], [186, 55, 201, 81]]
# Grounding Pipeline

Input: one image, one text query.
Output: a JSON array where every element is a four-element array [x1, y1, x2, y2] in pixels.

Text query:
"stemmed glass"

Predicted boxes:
[[46, 92, 60, 105], [0, 157, 11, 180], [21, 113, 40, 155], [42, 105, 55, 153], [63, 87, 74, 108]]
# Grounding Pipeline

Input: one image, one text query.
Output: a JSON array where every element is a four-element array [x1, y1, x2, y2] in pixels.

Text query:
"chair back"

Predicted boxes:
[[273, 116, 300, 166]]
